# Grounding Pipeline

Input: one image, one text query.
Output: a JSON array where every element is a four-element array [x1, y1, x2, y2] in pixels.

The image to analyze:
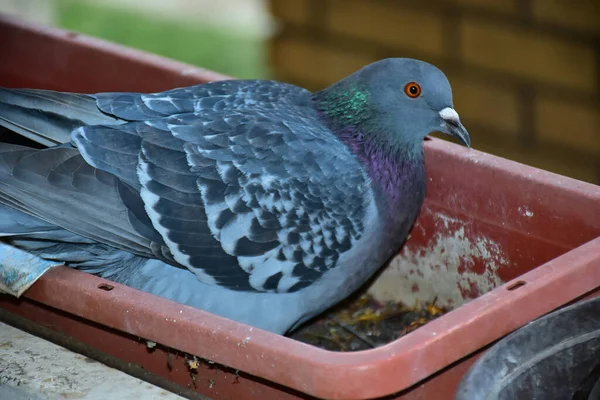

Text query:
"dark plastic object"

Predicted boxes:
[[456, 296, 600, 400]]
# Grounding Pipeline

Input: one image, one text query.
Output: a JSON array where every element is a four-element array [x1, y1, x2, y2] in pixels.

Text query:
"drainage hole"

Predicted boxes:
[[507, 280, 526, 291], [97, 283, 114, 291]]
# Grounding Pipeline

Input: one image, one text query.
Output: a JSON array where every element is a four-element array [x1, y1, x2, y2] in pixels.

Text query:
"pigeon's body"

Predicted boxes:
[[0, 58, 469, 334]]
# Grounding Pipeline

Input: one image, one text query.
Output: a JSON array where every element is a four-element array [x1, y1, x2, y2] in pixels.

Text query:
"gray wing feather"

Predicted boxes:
[[94, 80, 311, 120], [1, 80, 370, 293]]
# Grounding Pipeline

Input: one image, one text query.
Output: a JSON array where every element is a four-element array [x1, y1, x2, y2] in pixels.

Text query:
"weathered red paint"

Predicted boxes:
[[1, 15, 599, 400]]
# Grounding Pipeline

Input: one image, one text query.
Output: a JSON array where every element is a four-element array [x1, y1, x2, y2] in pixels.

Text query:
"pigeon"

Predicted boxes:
[[0, 58, 470, 334]]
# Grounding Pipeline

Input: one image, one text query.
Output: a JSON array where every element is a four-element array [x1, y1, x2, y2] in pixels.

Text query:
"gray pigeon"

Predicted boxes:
[[0, 58, 469, 334]]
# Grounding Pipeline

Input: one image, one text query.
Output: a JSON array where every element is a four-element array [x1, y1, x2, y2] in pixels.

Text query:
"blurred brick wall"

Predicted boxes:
[[267, 0, 600, 184]]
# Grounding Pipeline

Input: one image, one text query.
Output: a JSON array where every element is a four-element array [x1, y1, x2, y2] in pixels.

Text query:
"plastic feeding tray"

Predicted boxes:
[[1, 16, 599, 400]]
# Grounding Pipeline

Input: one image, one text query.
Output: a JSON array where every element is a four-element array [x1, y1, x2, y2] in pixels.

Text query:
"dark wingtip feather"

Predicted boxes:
[[0, 87, 122, 146]]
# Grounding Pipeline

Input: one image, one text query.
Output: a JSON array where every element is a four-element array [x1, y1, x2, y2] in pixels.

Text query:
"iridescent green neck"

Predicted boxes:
[[313, 81, 371, 127]]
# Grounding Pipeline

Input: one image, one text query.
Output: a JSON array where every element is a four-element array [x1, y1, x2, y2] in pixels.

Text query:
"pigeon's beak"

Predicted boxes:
[[438, 107, 470, 148]]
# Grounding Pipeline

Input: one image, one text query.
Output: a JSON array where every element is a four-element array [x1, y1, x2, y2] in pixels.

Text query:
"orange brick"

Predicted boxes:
[[326, 1, 444, 57], [446, 0, 520, 14], [460, 19, 597, 92], [272, 38, 377, 86], [532, 0, 600, 34], [535, 97, 600, 154], [269, 0, 311, 25], [449, 75, 520, 135]]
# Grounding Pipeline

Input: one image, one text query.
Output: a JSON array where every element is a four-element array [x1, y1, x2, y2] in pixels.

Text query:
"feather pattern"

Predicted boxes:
[[1, 80, 371, 294], [73, 81, 371, 292]]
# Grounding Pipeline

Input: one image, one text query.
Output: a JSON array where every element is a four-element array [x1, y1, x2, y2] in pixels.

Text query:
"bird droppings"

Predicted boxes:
[[518, 206, 534, 218], [146, 340, 156, 349], [367, 212, 507, 310], [186, 358, 200, 371], [293, 212, 509, 351], [184, 355, 221, 390], [465, 151, 480, 164]]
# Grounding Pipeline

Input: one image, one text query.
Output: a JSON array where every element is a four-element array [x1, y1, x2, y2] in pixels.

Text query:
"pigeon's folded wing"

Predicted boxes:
[[0, 83, 372, 293], [75, 109, 370, 292], [0, 144, 167, 259]]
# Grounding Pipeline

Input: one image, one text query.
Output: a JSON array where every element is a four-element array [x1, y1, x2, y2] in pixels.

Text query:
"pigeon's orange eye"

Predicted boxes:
[[404, 82, 421, 98]]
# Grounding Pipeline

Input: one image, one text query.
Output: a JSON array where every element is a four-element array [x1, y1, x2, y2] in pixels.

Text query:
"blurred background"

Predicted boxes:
[[1, 0, 599, 184]]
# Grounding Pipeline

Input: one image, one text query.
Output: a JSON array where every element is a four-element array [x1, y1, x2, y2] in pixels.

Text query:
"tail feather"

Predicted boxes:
[[0, 88, 123, 146], [0, 201, 144, 280]]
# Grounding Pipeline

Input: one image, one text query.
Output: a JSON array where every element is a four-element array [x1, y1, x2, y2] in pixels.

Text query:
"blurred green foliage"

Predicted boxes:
[[57, 0, 268, 78]]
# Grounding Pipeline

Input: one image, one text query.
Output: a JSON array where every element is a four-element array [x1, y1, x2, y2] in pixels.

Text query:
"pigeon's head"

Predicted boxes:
[[316, 58, 470, 150]]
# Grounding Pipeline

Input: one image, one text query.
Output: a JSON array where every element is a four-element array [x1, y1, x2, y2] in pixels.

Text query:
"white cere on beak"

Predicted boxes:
[[439, 107, 461, 126]]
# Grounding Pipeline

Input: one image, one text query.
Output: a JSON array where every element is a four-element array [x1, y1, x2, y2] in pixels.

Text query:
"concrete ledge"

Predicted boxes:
[[0, 321, 186, 400]]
